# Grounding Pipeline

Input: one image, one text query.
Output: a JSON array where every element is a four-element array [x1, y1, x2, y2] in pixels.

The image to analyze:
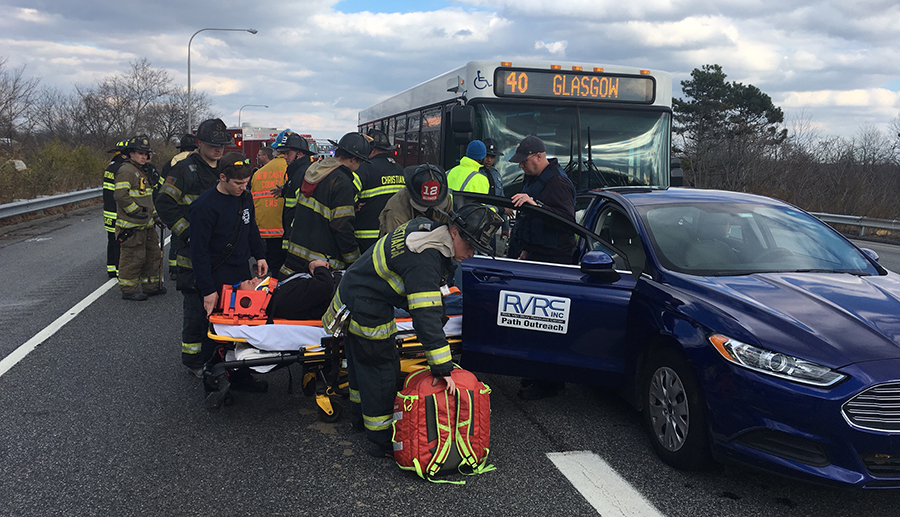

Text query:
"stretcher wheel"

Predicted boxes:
[[317, 395, 343, 423]]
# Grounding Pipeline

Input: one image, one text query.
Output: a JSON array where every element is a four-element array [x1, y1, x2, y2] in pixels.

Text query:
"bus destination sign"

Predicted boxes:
[[494, 68, 655, 103]]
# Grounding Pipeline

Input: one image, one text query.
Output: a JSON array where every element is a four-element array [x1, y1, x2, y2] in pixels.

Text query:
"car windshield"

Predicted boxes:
[[638, 203, 879, 276]]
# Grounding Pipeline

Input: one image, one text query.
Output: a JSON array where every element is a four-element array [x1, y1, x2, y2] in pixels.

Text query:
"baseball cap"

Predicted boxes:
[[509, 136, 546, 163]]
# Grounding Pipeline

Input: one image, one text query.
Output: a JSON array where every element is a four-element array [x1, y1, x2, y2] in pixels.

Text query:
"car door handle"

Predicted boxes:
[[471, 268, 514, 282]]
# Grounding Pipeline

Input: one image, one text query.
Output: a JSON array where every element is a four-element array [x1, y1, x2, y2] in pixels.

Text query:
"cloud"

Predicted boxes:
[[534, 40, 567, 56]]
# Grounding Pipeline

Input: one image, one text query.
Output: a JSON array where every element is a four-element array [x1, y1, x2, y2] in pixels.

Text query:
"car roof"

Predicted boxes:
[[585, 187, 791, 209]]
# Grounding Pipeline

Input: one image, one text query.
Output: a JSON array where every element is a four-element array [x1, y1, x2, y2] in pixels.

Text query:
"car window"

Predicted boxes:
[[592, 203, 644, 271], [575, 195, 593, 226], [639, 203, 878, 276]]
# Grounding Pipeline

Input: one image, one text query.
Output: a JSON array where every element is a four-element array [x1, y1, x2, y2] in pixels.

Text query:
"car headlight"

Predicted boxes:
[[708, 334, 846, 387]]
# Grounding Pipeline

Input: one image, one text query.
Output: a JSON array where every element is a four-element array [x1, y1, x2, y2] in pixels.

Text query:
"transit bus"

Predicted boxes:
[[358, 60, 674, 192]]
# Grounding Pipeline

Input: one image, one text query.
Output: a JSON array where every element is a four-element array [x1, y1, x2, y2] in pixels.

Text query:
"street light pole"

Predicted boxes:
[[187, 27, 258, 133], [238, 104, 269, 128]]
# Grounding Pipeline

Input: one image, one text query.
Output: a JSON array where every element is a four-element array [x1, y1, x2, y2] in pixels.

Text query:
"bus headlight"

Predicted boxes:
[[708, 334, 846, 387]]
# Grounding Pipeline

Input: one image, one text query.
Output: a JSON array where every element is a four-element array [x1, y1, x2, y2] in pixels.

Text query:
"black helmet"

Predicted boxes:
[[449, 204, 503, 256], [483, 138, 499, 157], [367, 129, 396, 151], [404, 164, 448, 208], [195, 118, 233, 146], [177, 134, 197, 151], [329, 132, 372, 163], [123, 135, 153, 154], [276, 131, 317, 155], [107, 139, 128, 154]]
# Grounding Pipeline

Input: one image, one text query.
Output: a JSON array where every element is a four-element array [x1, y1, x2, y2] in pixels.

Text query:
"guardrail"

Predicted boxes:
[[811, 212, 900, 237], [0, 188, 102, 221], [0, 189, 896, 239]]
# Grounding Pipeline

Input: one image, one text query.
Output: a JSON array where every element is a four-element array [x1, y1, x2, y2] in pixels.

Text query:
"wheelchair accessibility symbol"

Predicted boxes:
[[473, 70, 491, 90]]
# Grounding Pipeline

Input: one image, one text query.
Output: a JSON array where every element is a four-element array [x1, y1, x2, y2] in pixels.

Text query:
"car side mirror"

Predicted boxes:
[[581, 251, 621, 283], [860, 248, 880, 262]]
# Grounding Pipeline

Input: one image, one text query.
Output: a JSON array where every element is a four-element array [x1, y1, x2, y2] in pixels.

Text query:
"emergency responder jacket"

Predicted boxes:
[[447, 156, 490, 209], [281, 155, 313, 238], [103, 154, 126, 233], [250, 156, 287, 239], [378, 187, 453, 237], [323, 217, 454, 377], [156, 153, 219, 269], [353, 152, 405, 251], [280, 157, 360, 275], [113, 159, 158, 230]]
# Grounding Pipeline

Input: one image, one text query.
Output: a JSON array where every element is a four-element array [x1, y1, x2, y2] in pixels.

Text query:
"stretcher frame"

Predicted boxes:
[[204, 313, 462, 416]]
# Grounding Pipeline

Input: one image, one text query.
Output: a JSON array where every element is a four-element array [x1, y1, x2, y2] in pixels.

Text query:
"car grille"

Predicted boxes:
[[860, 453, 900, 479], [842, 382, 900, 432]]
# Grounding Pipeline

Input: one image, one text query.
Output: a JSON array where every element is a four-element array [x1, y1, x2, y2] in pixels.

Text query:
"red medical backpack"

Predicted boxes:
[[392, 366, 495, 483]]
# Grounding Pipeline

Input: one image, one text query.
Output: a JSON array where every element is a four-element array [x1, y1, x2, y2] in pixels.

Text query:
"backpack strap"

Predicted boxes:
[[453, 386, 496, 476], [422, 391, 463, 484]]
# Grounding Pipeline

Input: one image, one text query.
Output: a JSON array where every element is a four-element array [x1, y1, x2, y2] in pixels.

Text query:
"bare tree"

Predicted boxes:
[[74, 58, 174, 147], [0, 57, 40, 146]]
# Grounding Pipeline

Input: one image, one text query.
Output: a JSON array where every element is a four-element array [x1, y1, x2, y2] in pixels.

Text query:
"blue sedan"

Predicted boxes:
[[460, 188, 900, 488]]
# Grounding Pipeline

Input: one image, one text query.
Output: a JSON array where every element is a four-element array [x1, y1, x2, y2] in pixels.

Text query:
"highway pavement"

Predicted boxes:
[[2, 205, 900, 516]]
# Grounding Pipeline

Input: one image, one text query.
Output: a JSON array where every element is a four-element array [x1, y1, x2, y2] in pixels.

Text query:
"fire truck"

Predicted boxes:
[[223, 126, 280, 166], [223, 127, 321, 165]]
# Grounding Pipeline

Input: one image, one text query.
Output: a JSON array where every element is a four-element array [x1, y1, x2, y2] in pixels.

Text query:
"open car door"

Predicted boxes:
[[457, 193, 638, 386]]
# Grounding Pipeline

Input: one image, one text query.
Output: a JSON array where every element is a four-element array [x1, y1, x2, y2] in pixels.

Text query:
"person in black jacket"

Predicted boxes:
[[508, 135, 576, 400], [102, 139, 128, 278], [156, 118, 232, 376], [508, 135, 576, 264], [353, 129, 404, 252], [189, 152, 268, 393]]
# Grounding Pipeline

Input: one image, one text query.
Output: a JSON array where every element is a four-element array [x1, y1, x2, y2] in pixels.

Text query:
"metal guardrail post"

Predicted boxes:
[[0, 188, 102, 221]]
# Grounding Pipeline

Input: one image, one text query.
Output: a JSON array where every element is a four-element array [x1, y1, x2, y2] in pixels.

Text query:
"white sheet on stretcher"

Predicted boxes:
[[212, 315, 462, 352]]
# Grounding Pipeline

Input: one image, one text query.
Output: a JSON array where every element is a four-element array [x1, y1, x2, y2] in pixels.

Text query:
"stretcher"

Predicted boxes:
[[204, 313, 463, 417]]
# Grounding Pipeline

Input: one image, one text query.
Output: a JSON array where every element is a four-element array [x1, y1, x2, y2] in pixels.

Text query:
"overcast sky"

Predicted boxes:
[[1, 0, 898, 142]]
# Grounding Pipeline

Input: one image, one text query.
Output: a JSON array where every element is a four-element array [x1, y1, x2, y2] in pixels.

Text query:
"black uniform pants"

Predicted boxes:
[[345, 332, 400, 450], [181, 288, 207, 368], [106, 231, 120, 276]]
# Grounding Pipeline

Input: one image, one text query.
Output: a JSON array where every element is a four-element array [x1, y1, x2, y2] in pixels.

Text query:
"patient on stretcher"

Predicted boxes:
[[237, 259, 334, 321]]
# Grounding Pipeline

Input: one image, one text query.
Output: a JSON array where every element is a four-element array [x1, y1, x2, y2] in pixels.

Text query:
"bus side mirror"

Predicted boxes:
[[670, 158, 683, 187], [450, 104, 474, 144]]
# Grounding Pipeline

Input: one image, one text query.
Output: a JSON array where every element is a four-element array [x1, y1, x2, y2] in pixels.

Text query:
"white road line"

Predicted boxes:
[[0, 278, 117, 378], [548, 451, 664, 517], [0, 235, 171, 378]]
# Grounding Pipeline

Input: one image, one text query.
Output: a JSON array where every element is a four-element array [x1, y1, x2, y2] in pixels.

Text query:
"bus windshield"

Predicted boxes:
[[477, 103, 671, 191]]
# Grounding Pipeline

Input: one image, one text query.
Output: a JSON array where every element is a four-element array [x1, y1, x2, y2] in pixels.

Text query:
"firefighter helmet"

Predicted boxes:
[[483, 138, 499, 157], [449, 204, 503, 256], [195, 118, 233, 146], [404, 164, 448, 208], [123, 135, 153, 154], [107, 139, 128, 154], [367, 129, 396, 151], [329, 132, 372, 163], [177, 134, 197, 151], [276, 131, 317, 155]]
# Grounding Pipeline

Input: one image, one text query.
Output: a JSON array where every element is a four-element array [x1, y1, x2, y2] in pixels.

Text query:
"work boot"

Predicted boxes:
[[145, 286, 167, 296], [122, 291, 148, 301], [229, 369, 268, 393], [367, 443, 394, 459]]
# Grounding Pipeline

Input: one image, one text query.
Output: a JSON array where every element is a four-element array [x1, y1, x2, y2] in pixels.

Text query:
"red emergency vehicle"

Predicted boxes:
[[222, 126, 280, 166]]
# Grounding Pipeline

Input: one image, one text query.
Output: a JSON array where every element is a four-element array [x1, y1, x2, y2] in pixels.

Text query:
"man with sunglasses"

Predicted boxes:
[[189, 152, 269, 394], [157, 118, 233, 376]]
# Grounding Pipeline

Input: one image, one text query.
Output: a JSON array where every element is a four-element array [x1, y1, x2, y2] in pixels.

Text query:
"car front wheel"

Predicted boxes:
[[643, 348, 711, 470]]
